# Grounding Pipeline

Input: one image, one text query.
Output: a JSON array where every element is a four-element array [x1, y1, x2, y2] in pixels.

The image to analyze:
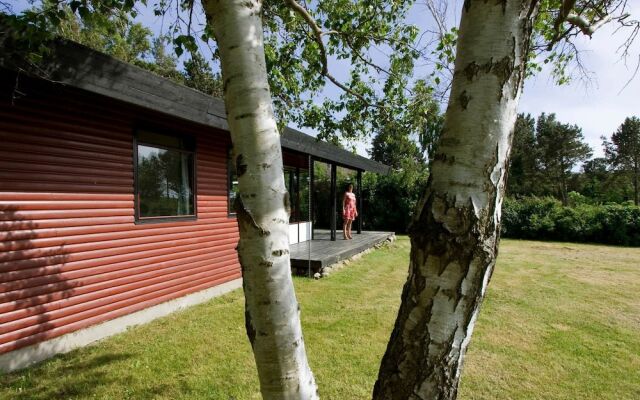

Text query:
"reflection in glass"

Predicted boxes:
[[228, 149, 239, 214], [284, 168, 310, 223], [137, 144, 195, 218]]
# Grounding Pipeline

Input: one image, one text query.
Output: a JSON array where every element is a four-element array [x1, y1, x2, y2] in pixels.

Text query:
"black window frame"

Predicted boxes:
[[133, 127, 198, 224], [284, 166, 311, 223], [227, 146, 238, 218], [284, 167, 298, 223]]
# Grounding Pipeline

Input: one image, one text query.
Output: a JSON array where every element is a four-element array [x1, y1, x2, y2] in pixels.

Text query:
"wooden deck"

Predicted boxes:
[[290, 230, 394, 274]]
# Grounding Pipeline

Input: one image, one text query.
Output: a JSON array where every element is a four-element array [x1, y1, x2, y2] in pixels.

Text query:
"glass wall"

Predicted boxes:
[[336, 166, 358, 229], [284, 167, 310, 223], [299, 169, 310, 222], [312, 162, 358, 231], [312, 161, 332, 230]]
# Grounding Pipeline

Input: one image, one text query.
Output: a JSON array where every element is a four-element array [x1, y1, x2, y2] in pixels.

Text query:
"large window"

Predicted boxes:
[[135, 130, 196, 221], [227, 161, 309, 221]]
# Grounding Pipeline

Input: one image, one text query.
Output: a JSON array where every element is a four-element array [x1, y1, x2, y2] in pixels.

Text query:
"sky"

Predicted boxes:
[[12, 0, 640, 159], [518, 11, 640, 158], [325, 1, 640, 158], [391, 1, 640, 159]]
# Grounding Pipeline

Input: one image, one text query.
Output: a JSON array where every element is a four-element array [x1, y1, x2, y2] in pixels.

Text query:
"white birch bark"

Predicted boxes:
[[202, 1, 318, 398], [373, 1, 540, 399]]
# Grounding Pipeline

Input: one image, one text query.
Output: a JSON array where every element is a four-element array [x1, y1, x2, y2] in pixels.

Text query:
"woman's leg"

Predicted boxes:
[[343, 220, 348, 239], [347, 219, 353, 239]]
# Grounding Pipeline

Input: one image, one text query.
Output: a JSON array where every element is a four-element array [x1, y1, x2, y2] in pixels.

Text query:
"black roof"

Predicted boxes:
[[19, 41, 389, 174]]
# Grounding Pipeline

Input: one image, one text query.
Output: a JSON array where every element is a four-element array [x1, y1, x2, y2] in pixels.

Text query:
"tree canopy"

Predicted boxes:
[[536, 112, 593, 204], [4, 0, 636, 154], [507, 112, 640, 206], [604, 116, 640, 205]]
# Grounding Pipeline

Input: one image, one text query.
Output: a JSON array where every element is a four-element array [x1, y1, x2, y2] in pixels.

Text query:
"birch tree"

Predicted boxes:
[[3, 0, 638, 399], [372, 1, 636, 398], [202, 1, 319, 398], [373, 1, 541, 397]]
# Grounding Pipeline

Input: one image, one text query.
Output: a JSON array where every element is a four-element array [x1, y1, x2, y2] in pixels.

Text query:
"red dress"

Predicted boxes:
[[343, 192, 357, 220]]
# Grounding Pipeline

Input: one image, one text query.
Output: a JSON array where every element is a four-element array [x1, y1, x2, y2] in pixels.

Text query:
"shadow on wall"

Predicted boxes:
[[0, 208, 87, 368], [0, 208, 138, 397]]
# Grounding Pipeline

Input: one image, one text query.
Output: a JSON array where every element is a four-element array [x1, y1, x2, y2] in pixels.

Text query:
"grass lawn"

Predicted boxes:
[[2, 237, 639, 399]]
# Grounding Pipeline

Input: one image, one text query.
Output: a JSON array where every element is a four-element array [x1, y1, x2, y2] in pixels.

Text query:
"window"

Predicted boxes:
[[227, 160, 309, 221], [228, 148, 239, 216], [284, 167, 310, 223], [284, 168, 297, 222], [135, 130, 196, 221]]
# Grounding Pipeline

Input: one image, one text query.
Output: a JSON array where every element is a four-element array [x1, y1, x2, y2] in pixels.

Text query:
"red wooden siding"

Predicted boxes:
[[0, 74, 240, 355]]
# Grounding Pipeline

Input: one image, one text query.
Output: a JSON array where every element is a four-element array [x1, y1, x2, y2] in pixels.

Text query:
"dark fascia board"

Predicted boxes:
[[40, 40, 230, 131], [281, 128, 390, 174], [9, 40, 390, 175]]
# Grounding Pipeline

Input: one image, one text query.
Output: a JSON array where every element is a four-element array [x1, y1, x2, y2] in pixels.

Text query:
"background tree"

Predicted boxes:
[[574, 157, 633, 203], [604, 117, 640, 205], [361, 166, 429, 235], [183, 53, 224, 97], [508, 113, 541, 197], [536, 113, 592, 205], [410, 79, 445, 162], [370, 128, 425, 170], [367, 125, 429, 234], [139, 36, 187, 85], [4, 5, 223, 96], [579, 157, 613, 201], [53, 7, 152, 63]]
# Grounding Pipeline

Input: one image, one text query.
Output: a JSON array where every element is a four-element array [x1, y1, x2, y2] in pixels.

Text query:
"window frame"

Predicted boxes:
[[133, 127, 198, 224], [284, 167, 298, 223], [227, 150, 312, 221], [227, 146, 238, 218], [284, 166, 312, 223]]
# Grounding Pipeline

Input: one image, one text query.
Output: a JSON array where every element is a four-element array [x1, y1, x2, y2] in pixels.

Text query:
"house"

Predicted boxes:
[[0, 41, 389, 372]]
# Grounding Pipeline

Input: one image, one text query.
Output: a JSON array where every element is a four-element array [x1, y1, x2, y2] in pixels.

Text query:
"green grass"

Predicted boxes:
[[2, 238, 639, 399]]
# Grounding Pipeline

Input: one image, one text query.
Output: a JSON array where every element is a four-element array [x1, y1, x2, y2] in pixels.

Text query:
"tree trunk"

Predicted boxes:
[[203, 1, 318, 399], [634, 161, 638, 206], [373, 1, 539, 399], [560, 174, 568, 205], [559, 160, 568, 206]]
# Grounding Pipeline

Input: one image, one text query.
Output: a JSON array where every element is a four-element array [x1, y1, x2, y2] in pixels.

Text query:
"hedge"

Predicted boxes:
[[501, 197, 640, 246]]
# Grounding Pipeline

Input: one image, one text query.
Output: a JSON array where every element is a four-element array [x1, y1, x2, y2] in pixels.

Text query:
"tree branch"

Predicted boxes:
[[283, 0, 385, 111], [0, 1, 12, 13], [557, 0, 577, 32], [566, 12, 615, 36], [425, 0, 448, 40]]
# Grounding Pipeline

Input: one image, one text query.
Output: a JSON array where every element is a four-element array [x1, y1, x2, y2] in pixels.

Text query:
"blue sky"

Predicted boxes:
[[519, 9, 640, 158], [12, 0, 640, 158], [374, 0, 640, 159]]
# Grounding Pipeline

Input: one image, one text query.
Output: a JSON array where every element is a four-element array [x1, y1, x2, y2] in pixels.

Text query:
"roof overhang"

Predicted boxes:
[[4, 40, 389, 175]]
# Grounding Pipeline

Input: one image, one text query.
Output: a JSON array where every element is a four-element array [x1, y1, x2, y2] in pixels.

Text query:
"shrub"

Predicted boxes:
[[502, 197, 640, 246]]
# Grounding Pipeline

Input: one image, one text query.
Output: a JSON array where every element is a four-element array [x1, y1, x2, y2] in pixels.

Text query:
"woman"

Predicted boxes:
[[342, 183, 358, 240]]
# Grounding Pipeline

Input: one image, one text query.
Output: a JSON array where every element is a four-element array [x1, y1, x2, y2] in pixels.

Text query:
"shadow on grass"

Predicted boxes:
[[2, 352, 139, 400]]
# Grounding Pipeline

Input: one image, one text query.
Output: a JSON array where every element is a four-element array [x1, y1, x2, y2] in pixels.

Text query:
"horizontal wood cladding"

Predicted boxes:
[[0, 74, 241, 354]]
